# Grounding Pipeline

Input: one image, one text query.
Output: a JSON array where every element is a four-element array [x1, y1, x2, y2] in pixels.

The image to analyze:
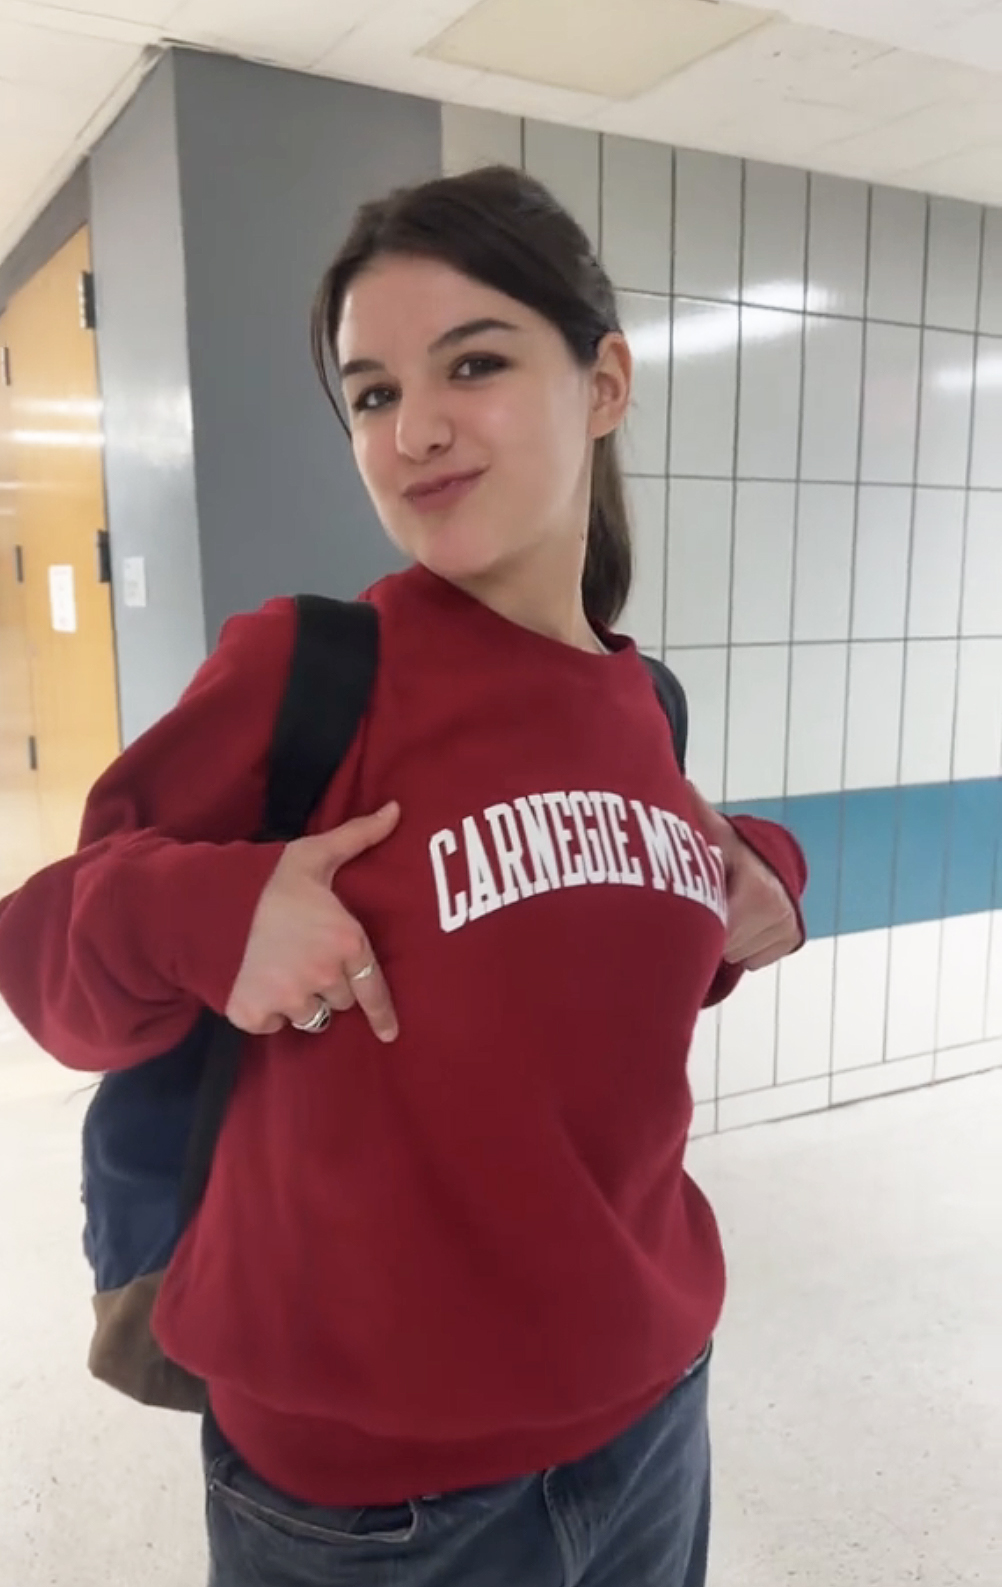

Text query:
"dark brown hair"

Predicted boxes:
[[311, 164, 632, 627]]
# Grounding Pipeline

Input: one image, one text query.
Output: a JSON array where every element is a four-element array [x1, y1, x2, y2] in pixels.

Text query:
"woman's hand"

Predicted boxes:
[[225, 802, 400, 1042], [687, 785, 802, 970]]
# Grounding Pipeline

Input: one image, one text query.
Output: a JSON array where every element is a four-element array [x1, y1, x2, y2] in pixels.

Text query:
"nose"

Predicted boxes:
[[395, 388, 453, 462]]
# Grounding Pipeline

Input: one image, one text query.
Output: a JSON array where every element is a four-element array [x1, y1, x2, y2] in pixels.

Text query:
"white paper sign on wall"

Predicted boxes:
[[122, 556, 148, 610], [48, 565, 77, 633]]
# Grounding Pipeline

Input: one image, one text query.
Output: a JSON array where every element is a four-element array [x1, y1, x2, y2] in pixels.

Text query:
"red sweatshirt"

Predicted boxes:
[[0, 566, 806, 1505]]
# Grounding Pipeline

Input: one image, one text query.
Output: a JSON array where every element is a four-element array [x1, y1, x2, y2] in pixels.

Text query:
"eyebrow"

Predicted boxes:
[[339, 318, 521, 380]]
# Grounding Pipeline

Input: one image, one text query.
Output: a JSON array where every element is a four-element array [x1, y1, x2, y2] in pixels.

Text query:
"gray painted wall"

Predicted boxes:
[[90, 48, 441, 743], [89, 55, 207, 746], [172, 50, 436, 647]]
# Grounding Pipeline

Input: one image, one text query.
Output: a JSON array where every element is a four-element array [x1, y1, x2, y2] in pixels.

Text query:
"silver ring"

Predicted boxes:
[[349, 962, 375, 984], [290, 997, 332, 1035]]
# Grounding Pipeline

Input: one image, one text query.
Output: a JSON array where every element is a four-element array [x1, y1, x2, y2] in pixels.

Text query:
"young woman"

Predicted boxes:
[[0, 166, 805, 1586]]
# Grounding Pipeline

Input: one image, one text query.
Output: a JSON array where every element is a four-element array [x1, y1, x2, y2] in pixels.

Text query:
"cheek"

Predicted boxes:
[[352, 426, 393, 500]]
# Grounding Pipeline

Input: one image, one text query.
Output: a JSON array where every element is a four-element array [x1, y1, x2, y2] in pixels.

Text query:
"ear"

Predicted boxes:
[[588, 332, 632, 440]]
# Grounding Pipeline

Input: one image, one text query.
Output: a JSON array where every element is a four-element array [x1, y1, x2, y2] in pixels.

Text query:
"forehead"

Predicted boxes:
[[337, 255, 530, 363]]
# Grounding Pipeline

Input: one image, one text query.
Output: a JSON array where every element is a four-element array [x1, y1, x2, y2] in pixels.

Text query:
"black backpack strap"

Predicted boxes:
[[641, 655, 689, 776], [262, 596, 380, 841], [177, 597, 379, 1225]]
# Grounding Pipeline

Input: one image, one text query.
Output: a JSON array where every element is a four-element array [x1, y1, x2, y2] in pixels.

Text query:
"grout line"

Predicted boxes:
[[773, 169, 813, 1089], [938, 203, 994, 1074], [620, 471, 998, 492], [596, 272, 999, 338], [714, 156, 745, 1112], [828, 180, 876, 1106], [882, 188, 940, 1079]]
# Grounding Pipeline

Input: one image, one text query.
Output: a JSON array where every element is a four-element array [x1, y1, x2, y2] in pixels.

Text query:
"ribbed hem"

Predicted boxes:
[[207, 1378, 674, 1509]]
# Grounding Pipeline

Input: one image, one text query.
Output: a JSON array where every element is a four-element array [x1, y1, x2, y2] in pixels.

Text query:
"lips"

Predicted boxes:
[[404, 469, 484, 503]]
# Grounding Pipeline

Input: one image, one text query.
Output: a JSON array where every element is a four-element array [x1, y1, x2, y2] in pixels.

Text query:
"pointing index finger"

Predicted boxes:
[[347, 952, 398, 1044]]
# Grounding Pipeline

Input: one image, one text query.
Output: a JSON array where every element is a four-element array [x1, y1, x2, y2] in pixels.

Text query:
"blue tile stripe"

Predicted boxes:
[[725, 779, 1002, 940]]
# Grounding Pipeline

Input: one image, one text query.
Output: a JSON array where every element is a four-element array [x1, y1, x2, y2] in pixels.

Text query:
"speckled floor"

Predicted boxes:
[[2, 1000, 999, 1586]]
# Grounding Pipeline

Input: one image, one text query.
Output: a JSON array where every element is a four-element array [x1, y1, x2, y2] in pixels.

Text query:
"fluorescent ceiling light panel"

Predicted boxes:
[[422, 0, 778, 100]]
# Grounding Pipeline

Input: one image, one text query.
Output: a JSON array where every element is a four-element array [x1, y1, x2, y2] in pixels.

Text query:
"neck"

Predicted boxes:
[[448, 538, 601, 655]]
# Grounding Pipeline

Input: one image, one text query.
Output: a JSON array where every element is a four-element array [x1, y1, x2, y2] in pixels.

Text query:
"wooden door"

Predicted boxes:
[[0, 316, 45, 896], [1, 228, 120, 877]]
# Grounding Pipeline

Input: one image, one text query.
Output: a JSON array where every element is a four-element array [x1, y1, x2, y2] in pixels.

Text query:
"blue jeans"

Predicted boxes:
[[203, 1345, 712, 1587]]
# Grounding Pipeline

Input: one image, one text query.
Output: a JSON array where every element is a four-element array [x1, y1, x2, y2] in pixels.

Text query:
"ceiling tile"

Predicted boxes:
[[164, 0, 379, 68], [421, 0, 777, 100], [0, 18, 140, 85], [0, 0, 178, 21]]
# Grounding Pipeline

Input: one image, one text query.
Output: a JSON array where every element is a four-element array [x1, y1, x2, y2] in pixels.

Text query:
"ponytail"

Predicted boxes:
[[583, 433, 632, 628]]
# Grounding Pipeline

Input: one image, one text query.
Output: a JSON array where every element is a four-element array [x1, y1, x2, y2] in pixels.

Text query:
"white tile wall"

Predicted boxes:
[[925, 199, 982, 333], [786, 644, 849, 797], [807, 173, 868, 319], [800, 316, 864, 483], [730, 482, 796, 645], [665, 479, 733, 648], [843, 642, 906, 791], [717, 1077, 829, 1133], [440, 111, 1002, 1134], [673, 148, 741, 303], [852, 486, 912, 641], [718, 962, 779, 1096], [664, 646, 728, 802], [937, 913, 993, 1051], [868, 186, 927, 325], [440, 104, 522, 174], [832, 1053, 935, 1106], [907, 489, 966, 638], [953, 639, 1002, 780], [936, 1036, 1002, 1082], [601, 137, 673, 296], [832, 928, 891, 1072], [898, 640, 958, 786], [742, 161, 807, 313], [776, 938, 835, 1083], [523, 120, 600, 246], [886, 920, 942, 1061], [860, 323, 922, 485], [980, 209, 1002, 336], [916, 333, 976, 489], [688, 1008, 719, 1105], [669, 299, 739, 477], [962, 493, 1002, 635], [986, 919, 1002, 1039], [619, 292, 672, 474], [726, 646, 790, 802], [619, 476, 666, 651], [737, 309, 803, 479], [793, 485, 855, 642], [970, 337, 1002, 490]]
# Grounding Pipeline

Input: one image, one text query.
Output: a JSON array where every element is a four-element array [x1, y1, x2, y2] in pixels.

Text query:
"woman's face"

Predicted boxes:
[[336, 254, 630, 595]]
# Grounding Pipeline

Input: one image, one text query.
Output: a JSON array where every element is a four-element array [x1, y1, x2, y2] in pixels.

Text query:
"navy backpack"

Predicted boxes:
[[81, 595, 380, 1410], [79, 598, 687, 1413]]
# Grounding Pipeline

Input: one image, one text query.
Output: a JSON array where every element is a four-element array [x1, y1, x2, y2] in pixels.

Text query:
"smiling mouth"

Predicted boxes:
[[404, 471, 485, 508]]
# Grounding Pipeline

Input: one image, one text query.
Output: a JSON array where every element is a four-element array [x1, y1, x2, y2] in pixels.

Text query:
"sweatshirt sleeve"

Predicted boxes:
[[702, 814, 809, 1009], [0, 599, 298, 1072]]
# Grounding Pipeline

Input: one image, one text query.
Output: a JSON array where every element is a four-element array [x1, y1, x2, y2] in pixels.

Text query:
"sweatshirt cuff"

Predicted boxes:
[[120, 839, 286, 1015], [725, 814, 808, 949]]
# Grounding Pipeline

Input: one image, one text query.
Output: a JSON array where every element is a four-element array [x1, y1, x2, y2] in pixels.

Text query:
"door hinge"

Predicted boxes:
[[14, 544, 24, 583], [79, 270, 96, 331], [28, 735, 38, 772], [95, 529, 111, 585], [0, 344, 10, 385]]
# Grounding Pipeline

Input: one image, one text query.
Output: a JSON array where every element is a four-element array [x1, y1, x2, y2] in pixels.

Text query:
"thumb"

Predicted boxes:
[[293, 802, 401, 880], [687, 782, 733, 852]]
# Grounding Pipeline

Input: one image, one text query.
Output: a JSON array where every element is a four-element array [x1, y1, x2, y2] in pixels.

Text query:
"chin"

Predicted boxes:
[[404, 520, 509, 588]]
